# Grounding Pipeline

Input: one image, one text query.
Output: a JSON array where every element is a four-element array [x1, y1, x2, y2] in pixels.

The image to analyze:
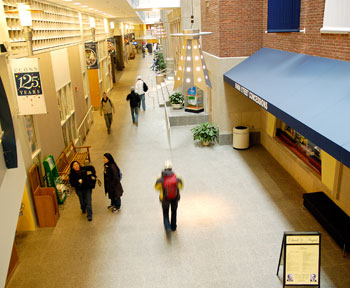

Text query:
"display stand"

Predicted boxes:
[[43, 155, 67, 205], [277, 231, 321, 287], [185, 86, 204, 113]]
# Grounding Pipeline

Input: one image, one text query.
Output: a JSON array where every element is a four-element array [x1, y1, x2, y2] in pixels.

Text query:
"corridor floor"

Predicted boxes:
[[8, 53, 350, 288]]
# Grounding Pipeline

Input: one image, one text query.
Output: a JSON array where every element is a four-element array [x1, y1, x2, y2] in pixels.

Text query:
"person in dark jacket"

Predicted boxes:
[[155, 160, 183, 232], [126, 86, 140, 126], [103, 153, 123, 213], [69, 161, 96, 221]]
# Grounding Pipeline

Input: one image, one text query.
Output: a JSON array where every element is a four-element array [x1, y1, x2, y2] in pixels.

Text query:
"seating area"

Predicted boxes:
[[303, 191, 350, 255], [55, 141, 91, 184]]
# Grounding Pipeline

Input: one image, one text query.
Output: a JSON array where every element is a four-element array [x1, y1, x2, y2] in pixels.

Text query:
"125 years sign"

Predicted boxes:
[[10, 58, 47, 115]]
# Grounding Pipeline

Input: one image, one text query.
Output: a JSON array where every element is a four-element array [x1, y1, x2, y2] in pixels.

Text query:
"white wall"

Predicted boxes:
[[0, 140, 26, 288], [0, 55, 28, 288], [50, 48, 71, 90], [204, 52, 262, 133], [181, 0, 201, 30]]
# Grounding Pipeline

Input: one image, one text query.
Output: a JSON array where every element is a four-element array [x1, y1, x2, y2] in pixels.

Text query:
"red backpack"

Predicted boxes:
[[163, 174, 178, 200]]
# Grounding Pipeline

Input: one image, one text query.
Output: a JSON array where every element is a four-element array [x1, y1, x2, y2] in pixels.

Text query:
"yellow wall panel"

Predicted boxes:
[[87, 69, 100, 108], [321, 150, 337, 191], [266, 112, 276, 137], [16, 186, 36, 231]]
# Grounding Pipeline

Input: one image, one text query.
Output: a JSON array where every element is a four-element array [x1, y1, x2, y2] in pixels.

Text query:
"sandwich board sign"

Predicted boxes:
[[277, 232, 321, 287]]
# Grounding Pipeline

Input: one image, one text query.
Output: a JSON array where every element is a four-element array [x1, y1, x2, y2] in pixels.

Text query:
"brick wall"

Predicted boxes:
[[201, 0, 264, 57], [263, 0, 350, 61], [201, 0, 350, 61]]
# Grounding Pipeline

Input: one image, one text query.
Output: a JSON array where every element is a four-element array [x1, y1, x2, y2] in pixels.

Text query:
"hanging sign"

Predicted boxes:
[[10, 58, 47, 115], [277, 231, 321, 288], [107, 37, 116, 55], [85, 42, 99, 69]]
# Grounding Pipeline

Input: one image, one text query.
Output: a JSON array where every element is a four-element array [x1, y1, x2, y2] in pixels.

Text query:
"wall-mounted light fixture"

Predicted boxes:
[[110, 22, 115, 29], [205, 0, 210, 8], [89, 17, 96, 41]]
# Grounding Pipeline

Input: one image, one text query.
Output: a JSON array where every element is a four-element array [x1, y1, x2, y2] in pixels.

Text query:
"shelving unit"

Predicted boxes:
[[3, 0, 81, 54]]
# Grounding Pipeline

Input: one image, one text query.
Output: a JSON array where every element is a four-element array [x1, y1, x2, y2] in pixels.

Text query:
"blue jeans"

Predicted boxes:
[[140, 94, 146, 111], [130, 107, 139, 123], [162, 200, 178, 231], [76, 189, 92, 219]]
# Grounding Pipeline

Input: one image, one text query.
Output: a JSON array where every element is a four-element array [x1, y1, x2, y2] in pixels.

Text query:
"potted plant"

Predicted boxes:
[[191, 122, 219, 145], [169, 92, 184, 109]]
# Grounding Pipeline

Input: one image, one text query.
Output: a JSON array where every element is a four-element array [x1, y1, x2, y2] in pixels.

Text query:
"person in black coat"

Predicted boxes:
[[69, 161, 96, 221], [126, 86, 141, 126], [103, 153, 123, 213]]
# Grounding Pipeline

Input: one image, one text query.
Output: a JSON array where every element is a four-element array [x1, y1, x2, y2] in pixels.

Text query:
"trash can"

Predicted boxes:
[[233, 126, 250, 149]]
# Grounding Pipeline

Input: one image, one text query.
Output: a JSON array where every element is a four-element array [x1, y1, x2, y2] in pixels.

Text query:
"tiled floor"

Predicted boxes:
[[8, 53, 350, 288]]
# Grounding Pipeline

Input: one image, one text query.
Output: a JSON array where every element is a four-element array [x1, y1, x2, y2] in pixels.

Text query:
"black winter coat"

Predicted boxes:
[[104, 162, 123, 199], [126, 91, 141, 108], [69, 165, 96, 191]]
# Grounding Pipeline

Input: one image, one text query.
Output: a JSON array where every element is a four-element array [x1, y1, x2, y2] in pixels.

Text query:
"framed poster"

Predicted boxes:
[[277, 232, 321, 287], [85, 42, 99, 69], [107, 37, 116, 55]]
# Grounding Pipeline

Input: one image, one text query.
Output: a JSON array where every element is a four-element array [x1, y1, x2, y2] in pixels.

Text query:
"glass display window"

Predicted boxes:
[[276, 121, 321, 175]]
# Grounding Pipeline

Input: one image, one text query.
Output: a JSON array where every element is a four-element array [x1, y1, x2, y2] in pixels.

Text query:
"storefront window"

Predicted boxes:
[[24, 115, 39, 155], [276, 122, 321, 174]]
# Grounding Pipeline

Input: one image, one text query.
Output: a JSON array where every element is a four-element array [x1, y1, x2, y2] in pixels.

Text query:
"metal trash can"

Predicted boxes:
[[233, 126, 249, 149]]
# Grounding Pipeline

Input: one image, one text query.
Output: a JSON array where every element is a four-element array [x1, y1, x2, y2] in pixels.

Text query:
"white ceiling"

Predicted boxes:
[[45, 0, 143, 23]]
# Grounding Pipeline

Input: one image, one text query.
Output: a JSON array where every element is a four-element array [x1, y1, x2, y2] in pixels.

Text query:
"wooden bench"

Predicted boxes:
[[55, 141, 91, 184], [303, 191, 350, 256]]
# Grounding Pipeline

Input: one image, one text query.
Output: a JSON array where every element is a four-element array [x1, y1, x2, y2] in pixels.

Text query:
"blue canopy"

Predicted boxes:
[[224, 48, 350, 167]]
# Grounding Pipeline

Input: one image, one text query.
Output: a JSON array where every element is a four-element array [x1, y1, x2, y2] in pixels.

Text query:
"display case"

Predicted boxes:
[[276, 122, 321, 175], [43, 155, 67, 204], [185, 86, 204, 113]]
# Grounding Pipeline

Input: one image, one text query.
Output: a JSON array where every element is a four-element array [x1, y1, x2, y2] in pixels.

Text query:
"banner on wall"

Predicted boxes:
[[85, 42, 99, 69], [107, 37, 116, 55], [10, 58, 47, 115]]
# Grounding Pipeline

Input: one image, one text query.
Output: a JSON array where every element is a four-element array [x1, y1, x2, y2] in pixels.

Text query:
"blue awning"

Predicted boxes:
[[224, 48, 350, 167]]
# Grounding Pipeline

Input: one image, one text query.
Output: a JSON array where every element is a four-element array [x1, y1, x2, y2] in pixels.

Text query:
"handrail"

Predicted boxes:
[[77, 105, 93, 132]]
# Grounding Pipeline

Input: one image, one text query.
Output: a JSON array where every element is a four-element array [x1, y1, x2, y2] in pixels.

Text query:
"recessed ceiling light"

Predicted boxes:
[[64, 0, 72, 2], [82, 5, 88, 8], [73, 2, 80, 5], [89, 7, 93, 10]]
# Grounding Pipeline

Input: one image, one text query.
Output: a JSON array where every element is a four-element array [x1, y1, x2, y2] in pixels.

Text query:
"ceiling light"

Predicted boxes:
[[73, 3, 81, 5]]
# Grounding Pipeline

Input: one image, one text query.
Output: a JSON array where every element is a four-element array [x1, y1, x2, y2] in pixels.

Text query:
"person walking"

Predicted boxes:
[[100, 92, 115, 134], [126, 86, 140, 126], [135, 76, 147, 111], [69, 161, 96, 221], [154, 160, 183, 232], [103, 153, 123, 213]]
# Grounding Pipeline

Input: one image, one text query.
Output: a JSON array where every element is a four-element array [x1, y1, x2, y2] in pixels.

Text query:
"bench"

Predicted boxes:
[[55, 141, 91, 184], [303, 191, 350, 256]]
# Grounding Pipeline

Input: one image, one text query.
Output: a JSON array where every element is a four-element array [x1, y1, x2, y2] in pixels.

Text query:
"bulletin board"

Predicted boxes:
[[277, 231, 321, 287]]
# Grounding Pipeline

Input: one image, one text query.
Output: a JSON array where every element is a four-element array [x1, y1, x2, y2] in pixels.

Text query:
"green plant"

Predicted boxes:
[[191, 122, 219, 144], [169, 92, 184, 105]]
